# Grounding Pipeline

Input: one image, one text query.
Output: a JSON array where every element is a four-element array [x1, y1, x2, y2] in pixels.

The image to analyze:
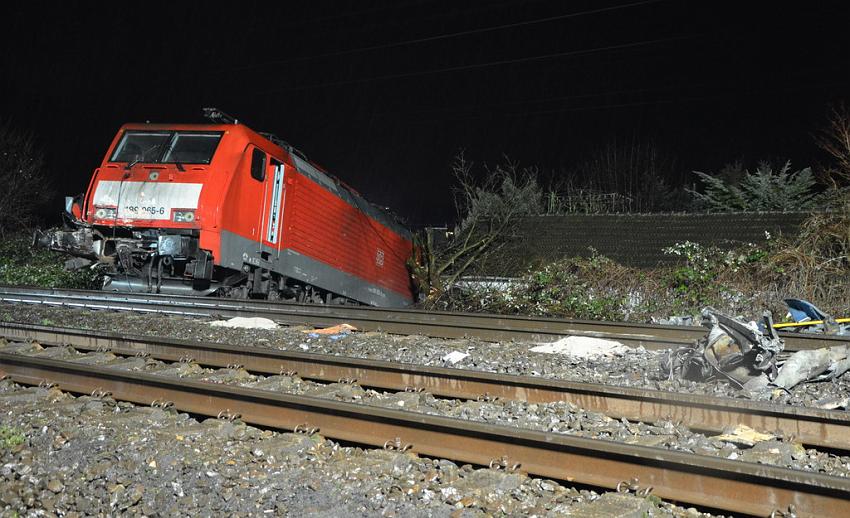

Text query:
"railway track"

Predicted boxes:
[[3, 321, 849, 452], [1, 345, 849, 516], [1, 285, 846, 351]]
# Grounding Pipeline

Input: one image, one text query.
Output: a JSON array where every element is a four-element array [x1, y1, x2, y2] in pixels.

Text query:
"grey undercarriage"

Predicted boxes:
[[35, 225, 354, 304]]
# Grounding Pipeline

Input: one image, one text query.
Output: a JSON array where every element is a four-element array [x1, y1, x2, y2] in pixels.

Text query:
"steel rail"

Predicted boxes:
[[4, 321, 850, 452], [1, 351, 848, 517], [1, 285, 846, 351], [0, 286, 685, 348]]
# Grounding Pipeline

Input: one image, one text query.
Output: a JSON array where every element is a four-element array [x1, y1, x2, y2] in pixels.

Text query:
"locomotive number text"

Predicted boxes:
[[124, 205, 166, 216]]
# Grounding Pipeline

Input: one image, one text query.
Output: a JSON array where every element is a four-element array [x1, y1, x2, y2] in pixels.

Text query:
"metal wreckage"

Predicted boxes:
[[663, 307, 850, 392]]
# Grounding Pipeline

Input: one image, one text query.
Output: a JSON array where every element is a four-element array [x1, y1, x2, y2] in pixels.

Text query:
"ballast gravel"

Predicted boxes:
[[0, 380, 708, 517], [1, 303, 848, 409], [4, 339, 849, 479]]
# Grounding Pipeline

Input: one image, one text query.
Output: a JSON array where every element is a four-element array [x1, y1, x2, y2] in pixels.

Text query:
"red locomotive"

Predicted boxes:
[[40, 109, 415, 307]]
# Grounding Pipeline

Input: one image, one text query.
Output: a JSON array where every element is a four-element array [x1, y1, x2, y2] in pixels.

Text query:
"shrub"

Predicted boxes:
[[436, 230, 850, 324], [691, 161, 820, 212], [443, 252, 657, 321], [0, 234, 101, 289]]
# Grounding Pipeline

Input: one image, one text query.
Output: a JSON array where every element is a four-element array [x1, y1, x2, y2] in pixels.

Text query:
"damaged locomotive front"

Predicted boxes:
[[37, 223, 214, 294], [37, 126, 221, 294]]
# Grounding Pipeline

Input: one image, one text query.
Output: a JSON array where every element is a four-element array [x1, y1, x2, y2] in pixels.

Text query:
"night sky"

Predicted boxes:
[[3, 1, 849, 227]]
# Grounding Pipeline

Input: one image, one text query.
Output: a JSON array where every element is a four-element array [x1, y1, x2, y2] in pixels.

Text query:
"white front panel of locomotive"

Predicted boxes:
[[92, 181, 203, 220]]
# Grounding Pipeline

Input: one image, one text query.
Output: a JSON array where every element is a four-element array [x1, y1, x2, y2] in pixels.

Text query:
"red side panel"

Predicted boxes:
[[281, 172, 413, 299], [219, 143, 268, 242]]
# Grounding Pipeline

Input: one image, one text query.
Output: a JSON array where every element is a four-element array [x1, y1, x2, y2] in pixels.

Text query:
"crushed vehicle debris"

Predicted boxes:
[[772, 345, 850, 391], [662, 308, 784, 388], [652, 298, 849, 336], [663, 307, 850, 393]]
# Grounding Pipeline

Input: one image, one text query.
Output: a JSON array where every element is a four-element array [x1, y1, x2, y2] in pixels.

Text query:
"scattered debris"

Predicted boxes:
[[651, 315, 695, 327], [786, 298, 832, 324], [300, 323, 357, 335], [813, 394, 849, 410], [780, 298, 849, 336], [772, 345, 850, 391], [663, 308, 850, 393], [9, 301, 850, 409], [208, 317, 279, 330], [712, 424, 775, 447], [662, 309, 783, 387], [441, 351, 470, 364], [530, 336, 630, 359]]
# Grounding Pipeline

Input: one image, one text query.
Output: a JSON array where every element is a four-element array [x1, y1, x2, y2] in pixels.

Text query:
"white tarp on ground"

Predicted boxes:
[[530, 336, 630, 359], [208, 317, 279, 330]]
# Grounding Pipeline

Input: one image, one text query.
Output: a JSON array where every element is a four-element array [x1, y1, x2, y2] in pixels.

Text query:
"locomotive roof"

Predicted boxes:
[[116, 122, 410, 239]]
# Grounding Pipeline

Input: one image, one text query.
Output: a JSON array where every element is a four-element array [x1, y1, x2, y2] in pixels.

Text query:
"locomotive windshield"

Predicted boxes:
[[110, 130, 223, 165]]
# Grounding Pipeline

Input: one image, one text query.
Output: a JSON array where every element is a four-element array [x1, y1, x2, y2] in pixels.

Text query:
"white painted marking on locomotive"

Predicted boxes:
[[367, 286, 386, 297], [267, 164, 285, 243], [93, 181, 203, 220]]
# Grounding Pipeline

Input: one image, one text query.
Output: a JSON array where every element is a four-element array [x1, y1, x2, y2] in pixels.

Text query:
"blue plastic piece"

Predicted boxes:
[[784, 298, 829, 322]]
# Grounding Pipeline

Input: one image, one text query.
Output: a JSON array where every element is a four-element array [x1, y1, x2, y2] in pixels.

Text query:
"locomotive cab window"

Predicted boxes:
[[110, 130, 223, 164], [161, 133, 222, 164], [250, 148, 266, 181], [110, 132, 171, 163]]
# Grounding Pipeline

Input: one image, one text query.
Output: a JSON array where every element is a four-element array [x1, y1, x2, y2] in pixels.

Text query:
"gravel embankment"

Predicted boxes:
[[0, 379, 707, 517], [4, 340, 849, 479]]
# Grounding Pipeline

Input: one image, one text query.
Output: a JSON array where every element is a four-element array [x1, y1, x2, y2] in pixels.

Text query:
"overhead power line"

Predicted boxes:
[[253, 34, 692, 95], [226, 0, 665, 72], [376, 80, 850, 125]]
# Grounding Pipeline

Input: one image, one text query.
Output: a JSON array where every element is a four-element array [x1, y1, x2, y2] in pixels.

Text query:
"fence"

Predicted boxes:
[[492, 212, 812, 271]]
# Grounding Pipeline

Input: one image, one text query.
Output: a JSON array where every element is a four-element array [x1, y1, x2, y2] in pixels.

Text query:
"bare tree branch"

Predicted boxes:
[[814, 103, 850, 187], [0, 121, 52, 236], [409, 152, 542, 302]]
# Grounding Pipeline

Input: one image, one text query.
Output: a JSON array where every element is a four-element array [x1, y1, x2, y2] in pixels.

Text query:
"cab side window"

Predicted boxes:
[[250, 148, 266, 181]]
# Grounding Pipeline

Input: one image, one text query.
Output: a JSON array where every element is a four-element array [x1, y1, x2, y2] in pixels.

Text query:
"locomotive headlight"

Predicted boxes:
[[94, 207, 117, 220], [173, 210, 196, 223]]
